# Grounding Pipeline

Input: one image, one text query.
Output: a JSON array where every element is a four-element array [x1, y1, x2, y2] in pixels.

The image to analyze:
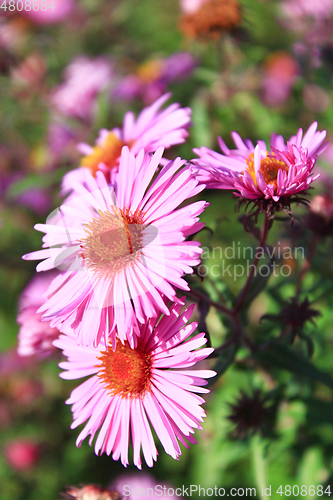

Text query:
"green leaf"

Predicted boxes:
[[6, 174, 55, 198], [208, 342, 239, 386], [305, 398, 333, 426], [238, 259, 275, 310], [190, 94, 213, 149], [254, 342, 333, 390]]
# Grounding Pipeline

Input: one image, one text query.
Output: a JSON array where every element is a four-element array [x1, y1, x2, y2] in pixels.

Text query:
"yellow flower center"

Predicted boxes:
[[80, 132, 126, 176], [137, 59, 164, 83], [97, 341, 152, 398], [245, 152, 289, 191], [81, 207, 146, 278]]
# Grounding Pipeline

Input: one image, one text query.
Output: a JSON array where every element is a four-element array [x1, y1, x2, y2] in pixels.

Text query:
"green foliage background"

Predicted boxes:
[[1, 0, 333, 498]]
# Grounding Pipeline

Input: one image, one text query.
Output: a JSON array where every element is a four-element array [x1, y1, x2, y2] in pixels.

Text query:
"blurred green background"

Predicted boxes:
[[2, 0, 333, 498]]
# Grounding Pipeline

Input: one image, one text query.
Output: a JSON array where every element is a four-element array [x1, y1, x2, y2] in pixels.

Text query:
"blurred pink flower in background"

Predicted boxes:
[[54, 299, 215, 468], [281, 0, 333, 23], [24, 0, 75, 25], [0, 348, 33, 376], [17, 271, 60, 359], [192, 122, 327, 201], [180, 0, 206, 14], [11, 53, 46, 90], [4, 439, 40, 471], [51, 56, 113, 122], [47, 120, 76, 158], [0, 18, 29, 53], [113, 473, 182, 499], [62, 93, 192, 188], [261, 52, 300, 107], [113, 53, 196, 104]]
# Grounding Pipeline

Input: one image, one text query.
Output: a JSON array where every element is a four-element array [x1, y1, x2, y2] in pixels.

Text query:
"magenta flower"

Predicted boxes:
[[192, 122, 327, 202], [61, 93, 192, 191], [23, 148, 207, 347], [17, 272, 60, 359], [53, 300, 215, 469], [51, 56, 113, 122]]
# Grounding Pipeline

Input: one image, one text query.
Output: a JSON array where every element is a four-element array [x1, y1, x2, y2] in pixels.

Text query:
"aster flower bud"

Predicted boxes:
[[262, 297, 320, 337], [228, 390, 277, 439]]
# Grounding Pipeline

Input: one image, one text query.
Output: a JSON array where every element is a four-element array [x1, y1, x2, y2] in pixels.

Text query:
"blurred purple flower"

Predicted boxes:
[[281, 0, 333, 23], [113, 53, 196, 104], [280, 0, 333, 68], [47, 121, 76, 157], [15, 188, 52, 215], [51, 56, 114, 122]]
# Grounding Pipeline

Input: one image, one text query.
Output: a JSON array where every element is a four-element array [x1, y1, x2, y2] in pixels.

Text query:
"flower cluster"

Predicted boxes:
[[21, 94, 214, 468], [20, 90, 327, 469]]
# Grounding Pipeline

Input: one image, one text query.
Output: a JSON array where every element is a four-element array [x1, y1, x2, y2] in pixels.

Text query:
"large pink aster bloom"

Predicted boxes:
[[53, 300, 215, 469], [61, 93, 192, 192], [17, 271, 60, 359], [192, 122, 327, 202], [23, 147, 207, 347]]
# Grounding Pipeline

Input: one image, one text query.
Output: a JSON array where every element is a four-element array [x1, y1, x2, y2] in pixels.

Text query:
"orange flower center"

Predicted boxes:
[[245, 152, 289, 191], [137, 59, 164, 83], [82, 208, 146, 278], [97, 341, 152, 398], [81, 132, 126, 176]]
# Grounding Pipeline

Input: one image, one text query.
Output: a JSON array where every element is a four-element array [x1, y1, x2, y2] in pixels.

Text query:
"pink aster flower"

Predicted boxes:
[[53, 300, 215, 468], [51, 56, 113, 122], [192, 122, 327, 202], [17, 271, 60, 359], [23, 147, 207, 347], [61, 93, 192, 192]]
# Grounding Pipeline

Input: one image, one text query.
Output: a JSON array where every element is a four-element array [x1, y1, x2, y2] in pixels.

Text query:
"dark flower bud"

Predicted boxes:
[[262, 298, 320, 337], [228, 389, 277, 439]]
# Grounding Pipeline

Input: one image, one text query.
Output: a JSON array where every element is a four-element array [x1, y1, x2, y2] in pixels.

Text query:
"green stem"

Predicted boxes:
[[251, 435, 269, 500]]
